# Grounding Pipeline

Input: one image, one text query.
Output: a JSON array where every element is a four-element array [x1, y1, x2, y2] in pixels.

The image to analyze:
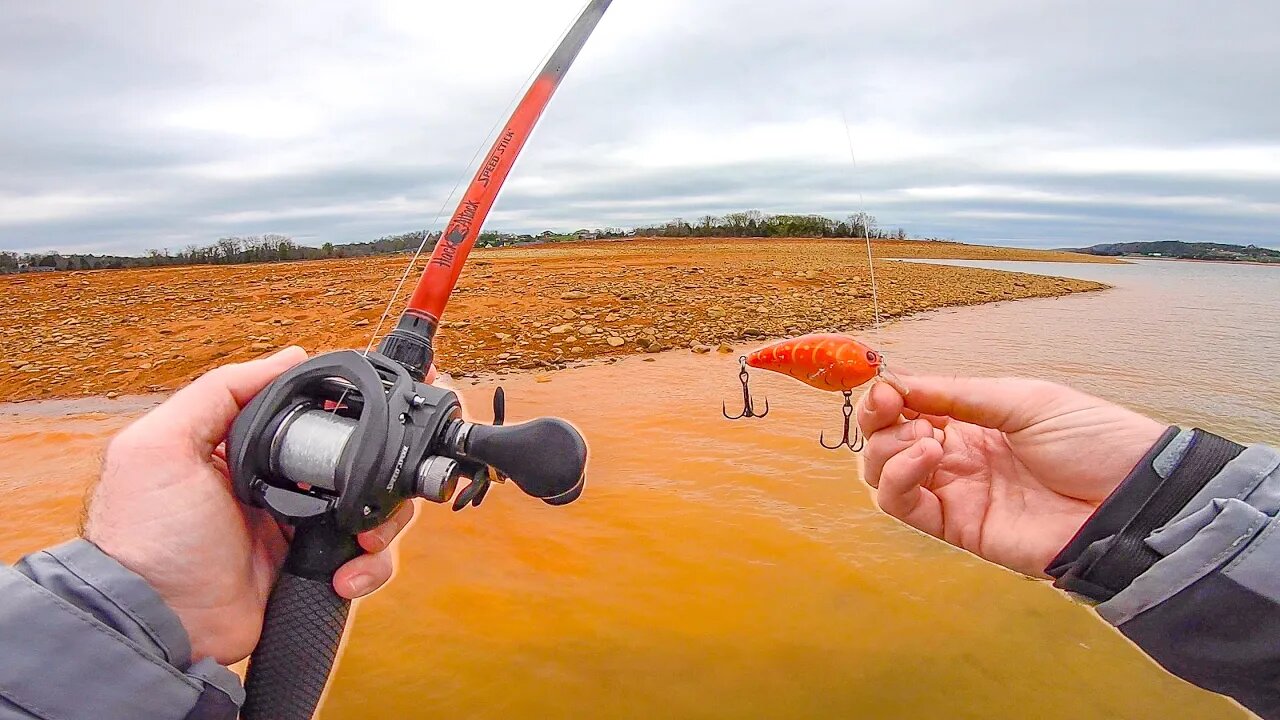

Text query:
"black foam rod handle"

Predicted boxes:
[[242, 572, 349, 720], [242, 520, 362, 720], [465, 418, 587, 504]]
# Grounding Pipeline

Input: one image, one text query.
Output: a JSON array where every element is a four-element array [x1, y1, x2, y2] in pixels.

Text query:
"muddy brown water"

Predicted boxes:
[[2, 259, 1274, 718]]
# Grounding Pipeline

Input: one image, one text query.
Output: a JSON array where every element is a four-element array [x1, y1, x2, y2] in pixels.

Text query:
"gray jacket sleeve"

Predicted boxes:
[[1048, 427, 1280, 719], [0, 539, 244, 720]]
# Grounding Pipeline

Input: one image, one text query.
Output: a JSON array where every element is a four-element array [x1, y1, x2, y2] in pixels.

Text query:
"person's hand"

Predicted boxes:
[[82, 347, 419, 665], [857, 376, 1167, 577]]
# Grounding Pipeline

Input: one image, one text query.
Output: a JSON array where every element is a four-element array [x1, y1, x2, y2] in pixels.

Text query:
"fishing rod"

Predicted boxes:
[[225, 2, 613, 719]]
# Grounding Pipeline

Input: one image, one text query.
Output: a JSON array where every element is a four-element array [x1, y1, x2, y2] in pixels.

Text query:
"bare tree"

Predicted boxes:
[[215, 236, 242, 264]]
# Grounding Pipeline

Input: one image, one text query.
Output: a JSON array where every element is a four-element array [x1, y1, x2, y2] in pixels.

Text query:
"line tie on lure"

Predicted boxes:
[[722, 333, 908, 452]]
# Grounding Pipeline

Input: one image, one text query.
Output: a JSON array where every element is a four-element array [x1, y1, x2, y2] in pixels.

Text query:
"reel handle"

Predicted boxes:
[[465, 418, 587, 505], [241, 520, 363, 720]]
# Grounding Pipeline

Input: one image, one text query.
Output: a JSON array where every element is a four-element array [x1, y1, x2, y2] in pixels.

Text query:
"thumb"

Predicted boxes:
[[899, 375, 1054, 433], [133, 346, 308, 454]]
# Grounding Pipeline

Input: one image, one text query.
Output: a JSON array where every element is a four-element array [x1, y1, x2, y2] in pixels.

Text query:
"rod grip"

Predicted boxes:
[[242, 521, 361, 720]]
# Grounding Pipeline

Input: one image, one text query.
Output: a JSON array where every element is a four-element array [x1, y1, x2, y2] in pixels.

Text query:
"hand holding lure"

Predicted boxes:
[[723, 333, 907, 451]]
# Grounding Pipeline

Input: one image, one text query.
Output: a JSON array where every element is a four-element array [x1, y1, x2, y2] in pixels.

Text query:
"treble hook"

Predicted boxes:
[[820, 390, 863, 451], [723, 356, 769, 419]]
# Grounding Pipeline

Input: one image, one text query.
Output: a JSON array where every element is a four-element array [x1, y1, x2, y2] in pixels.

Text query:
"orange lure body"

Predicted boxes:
[[746, 333, 881, 393]]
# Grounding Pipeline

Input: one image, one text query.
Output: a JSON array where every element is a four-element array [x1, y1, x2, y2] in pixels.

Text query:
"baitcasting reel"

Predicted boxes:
[[226, 349, 587, 720]]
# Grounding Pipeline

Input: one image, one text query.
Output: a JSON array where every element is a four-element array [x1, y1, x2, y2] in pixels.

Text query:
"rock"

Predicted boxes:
[[250, 342, 273, 351], [495, 332, 511, 341], [353, 319, 371, 327], [772, 271, 782, 277], [106, 391, 119, 399], [549, 324, 572, 335], [561, 291, 589, 300], [606, 336, 625, 347], [138, 362, 153, 370], [717, 343, 733, 353], [644, 342, 662, 353], [560, 310, 578, 320], [579, 324, 597, 335], [535, 375, 552, 384], [804, 270, 817, 279], [691, 344, 712, 354], [9, 361, 29, 369]]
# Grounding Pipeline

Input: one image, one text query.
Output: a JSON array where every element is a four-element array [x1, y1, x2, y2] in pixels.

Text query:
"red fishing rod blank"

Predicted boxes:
[[380, 0, 613, 379]]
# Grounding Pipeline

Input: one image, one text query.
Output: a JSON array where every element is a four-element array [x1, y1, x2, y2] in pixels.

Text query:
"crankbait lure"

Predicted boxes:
[[723, 333, 906, 451]]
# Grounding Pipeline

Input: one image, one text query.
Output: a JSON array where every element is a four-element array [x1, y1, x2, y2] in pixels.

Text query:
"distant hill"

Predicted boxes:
[[1062, 240, 1280, 263]]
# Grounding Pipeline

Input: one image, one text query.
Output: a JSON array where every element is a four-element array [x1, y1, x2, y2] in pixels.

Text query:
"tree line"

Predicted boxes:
[[0, 210, 920, 273], [0, 230, 443, 273], [634, 211, 907, 240]]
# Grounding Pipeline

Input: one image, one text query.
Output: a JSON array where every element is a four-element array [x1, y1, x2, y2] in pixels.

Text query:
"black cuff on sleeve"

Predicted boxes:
[[1046, 427, 1245, 602]]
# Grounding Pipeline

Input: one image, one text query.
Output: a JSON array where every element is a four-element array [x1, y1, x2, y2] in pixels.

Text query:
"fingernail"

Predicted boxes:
[[345, 573, 376, 597], [908, 442, 926, 459], [896, 422, 921, 441], [865, 391, 877, 411]]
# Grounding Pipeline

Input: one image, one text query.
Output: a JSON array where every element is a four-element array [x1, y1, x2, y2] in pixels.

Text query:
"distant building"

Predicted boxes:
[[577, 231, 598, 240]]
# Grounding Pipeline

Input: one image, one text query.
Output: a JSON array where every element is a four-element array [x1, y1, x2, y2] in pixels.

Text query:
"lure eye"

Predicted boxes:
[[866, 351, 879, 364]]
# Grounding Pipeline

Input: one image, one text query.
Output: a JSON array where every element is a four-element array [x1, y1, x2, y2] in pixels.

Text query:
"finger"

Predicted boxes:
[[861, 418, 936, 489], [875, 437, 945, 537], [898, 375, 1054, 433], [901, 408, 950, 428], [128, 346, 308, 455], [857, 381, 905, 437], [357, 500, 416, 553], [425, 364, 438, 384], [333, 551, 396, 599]]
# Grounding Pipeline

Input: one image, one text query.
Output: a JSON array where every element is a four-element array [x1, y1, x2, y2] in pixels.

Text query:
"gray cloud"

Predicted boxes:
[[1, 0, 1277, 254]]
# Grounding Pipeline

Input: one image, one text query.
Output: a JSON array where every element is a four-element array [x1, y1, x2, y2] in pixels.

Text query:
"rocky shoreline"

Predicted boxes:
[[0, 238, 1110, 402]]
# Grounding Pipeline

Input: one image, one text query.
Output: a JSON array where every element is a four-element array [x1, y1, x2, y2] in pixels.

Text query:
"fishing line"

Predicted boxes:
[[361, 0, 592, 358], [842, 110, 881, 331]]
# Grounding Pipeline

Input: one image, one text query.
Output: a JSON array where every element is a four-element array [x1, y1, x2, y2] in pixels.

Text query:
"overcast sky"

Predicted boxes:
[[1, 0, 1277, 254]]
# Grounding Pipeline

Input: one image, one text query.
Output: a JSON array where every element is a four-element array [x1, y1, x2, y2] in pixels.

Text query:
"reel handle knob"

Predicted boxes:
[[464, 418, 587, 505]]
